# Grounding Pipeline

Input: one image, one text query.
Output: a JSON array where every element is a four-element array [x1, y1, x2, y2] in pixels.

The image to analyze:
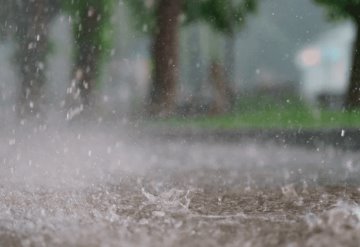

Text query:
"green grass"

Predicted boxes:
[[152, 99, 360, 130]]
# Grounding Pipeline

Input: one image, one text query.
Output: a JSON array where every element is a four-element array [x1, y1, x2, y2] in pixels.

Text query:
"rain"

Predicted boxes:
[[0, 0, 360, 246]]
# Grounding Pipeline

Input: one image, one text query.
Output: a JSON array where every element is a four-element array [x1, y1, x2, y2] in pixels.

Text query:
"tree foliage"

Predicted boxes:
[[124, 0, 158, 34], [184, 0, 257, 34], [63, 0, 116, 76], [125, 0, 258, 35], [314, 0, 360, 21]]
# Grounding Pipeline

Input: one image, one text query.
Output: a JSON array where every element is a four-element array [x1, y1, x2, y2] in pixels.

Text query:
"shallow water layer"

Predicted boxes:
[[1, 126, 360, 247]]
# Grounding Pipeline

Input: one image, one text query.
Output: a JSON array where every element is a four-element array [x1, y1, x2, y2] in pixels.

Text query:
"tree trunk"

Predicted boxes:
[[209, 61, 232, 115], [187, 24, 202, 94], [149, 0, 182, 117], [224, 32, 236, 86], [15, 0, 55, 120], [345, 23, 360, 110], [224, 31, 236, 109], [66, 6, 102, 119]]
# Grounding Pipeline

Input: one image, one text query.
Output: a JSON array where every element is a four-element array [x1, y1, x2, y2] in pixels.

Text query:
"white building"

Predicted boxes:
[[296, 23, 354, 105]]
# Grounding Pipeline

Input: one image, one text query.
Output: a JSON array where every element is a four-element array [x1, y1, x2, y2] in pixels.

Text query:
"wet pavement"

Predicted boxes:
[[1, 126, 360, 246]]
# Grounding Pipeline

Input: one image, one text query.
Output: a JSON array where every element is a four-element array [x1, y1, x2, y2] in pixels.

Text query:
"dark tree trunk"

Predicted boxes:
[[346, 23, 360, 110], [149, 0, 182, 116], [66, 6, 102, 119], [15, 0, 57, 120]]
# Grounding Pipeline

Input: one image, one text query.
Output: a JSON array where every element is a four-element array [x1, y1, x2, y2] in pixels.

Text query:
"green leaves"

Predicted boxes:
[[125, 0, 257, 35], [63, 0, 116, 65], [314, 0, 360, 22], [63, 0, 115, 47], [185, 0, 257, 34], [124, 0, 157, 34]]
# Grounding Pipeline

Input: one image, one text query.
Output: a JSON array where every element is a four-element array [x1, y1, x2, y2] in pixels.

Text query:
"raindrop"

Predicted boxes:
[[152, 211, 165, 217], [8, 139, 16, 146], [142, 24, 148, 32], [341, 129, 345, 137]]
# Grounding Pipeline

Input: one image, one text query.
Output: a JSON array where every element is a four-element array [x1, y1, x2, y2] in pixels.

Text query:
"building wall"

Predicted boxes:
[[296, 23, 354, 104]]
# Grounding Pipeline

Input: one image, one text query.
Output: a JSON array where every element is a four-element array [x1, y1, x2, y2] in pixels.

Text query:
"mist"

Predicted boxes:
[[1, 0, 360, 246]]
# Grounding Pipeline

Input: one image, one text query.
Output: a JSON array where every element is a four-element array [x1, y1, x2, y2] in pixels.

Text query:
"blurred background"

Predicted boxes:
[[0, 0, 359, 129], [3, 2, 360, 246]]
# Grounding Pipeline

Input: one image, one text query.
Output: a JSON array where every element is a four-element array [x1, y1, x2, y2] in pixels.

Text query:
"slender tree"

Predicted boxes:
[[0, 0, 59, 119], [314, 0, 360, 109], [186, 0, 257, 113], [126, 0, 257, 116], [0, 1, 16, 39], [149, 0, 183, 116], [63, 0, 115, 119], [126, 0, 182, 116]]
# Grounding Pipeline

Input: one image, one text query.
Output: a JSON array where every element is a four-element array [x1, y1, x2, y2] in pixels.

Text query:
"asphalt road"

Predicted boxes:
[[0, 126, 360, 246]]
